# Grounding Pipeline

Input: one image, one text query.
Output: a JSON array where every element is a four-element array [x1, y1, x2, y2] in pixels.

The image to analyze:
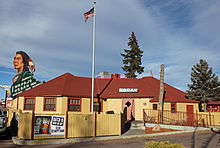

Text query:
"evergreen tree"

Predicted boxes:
[[186, 59, 220, 110], [120, 32, 144, 78]]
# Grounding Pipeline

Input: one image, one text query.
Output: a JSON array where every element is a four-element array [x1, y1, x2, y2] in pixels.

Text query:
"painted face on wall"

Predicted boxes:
[[13, 54, 24, 73]]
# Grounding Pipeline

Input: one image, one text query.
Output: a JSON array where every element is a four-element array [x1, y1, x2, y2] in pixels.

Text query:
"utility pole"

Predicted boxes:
[[158, 64, 164, 124]]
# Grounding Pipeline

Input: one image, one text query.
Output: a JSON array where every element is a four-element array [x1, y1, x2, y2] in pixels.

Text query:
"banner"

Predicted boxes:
[[34, 115, 65, 135]]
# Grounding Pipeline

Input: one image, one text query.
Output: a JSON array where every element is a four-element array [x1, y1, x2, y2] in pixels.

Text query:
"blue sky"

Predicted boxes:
[[0, 0, 220, 99]]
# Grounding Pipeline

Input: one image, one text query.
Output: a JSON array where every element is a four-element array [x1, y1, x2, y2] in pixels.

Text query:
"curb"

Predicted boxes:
[[12, 128, 210, 146]]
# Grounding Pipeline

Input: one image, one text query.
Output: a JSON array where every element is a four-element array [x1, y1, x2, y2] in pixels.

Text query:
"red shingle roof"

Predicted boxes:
[[207, 100, 220, 105], [145, 77, 199, 103], [99, 77, 156, 98], [18, 73, 111, 98], [18, 73, 199, 103]]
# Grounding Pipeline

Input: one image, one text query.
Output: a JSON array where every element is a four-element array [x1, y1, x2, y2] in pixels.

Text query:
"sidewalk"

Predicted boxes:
[[12, 122, 211, 145]]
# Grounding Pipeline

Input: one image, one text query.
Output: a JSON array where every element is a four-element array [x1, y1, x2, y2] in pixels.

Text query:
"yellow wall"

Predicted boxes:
[[103, 98, 152, 120], [15, 96, 93, 114], [104, 99, 122, 114], [149, 102, 199, 113], [18, 97, 24, 110], [58, 97, 67, 114], [134, 98, 151, 120], [19, 96, 67, 114], [82, 98, 90, 113], [198, 112, 220, 126], [11, 98, 18, 110], [13, 96, 199, 122], [35, 97, 43, 113], [163, 103, 170, 111], [176, 103, 199, 112]]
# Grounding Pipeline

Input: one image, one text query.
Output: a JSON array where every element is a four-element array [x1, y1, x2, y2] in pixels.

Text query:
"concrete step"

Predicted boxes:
[[130, 120, 145, 129], [122, 129, 146, 136]]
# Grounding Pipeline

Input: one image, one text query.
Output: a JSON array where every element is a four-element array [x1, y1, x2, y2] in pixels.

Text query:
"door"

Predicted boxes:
[[186, 105, 194, 126], [122, 99, 135, 120]]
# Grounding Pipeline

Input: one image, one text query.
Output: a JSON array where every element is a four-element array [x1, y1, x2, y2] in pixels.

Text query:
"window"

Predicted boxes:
[[68, 97, 81, 111], [24, 98, 35, 110], [153, 104, 157, 110], [171, 103, 176, 113], [44, 98, 56, 111]]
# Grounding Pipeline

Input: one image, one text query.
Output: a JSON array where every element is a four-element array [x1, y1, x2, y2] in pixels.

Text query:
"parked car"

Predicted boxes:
[[0, 106, 7, 134]]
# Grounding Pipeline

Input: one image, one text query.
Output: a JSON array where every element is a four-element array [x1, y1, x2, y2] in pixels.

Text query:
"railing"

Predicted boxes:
[[143, 109, 215, 127]]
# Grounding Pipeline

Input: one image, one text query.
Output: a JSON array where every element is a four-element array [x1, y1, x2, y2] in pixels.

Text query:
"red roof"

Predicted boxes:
[[99, 77, 156, 98], [18, 73, 199, 103], [143, 77, 199, 103], [18, 73, 111, 98], [207, 100, 220, 105], [100, 76, 198, 103]]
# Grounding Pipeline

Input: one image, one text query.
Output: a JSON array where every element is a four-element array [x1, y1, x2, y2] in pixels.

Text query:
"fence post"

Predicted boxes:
[[65, 111, 68, 139], [93, 112, 97, 137], [209, 111, 212, 127], [17, 109, 22, 139], [94, 112, 97, 137], [31, 110, 35, 140], [206, 115, 208, 127], [196, 110, 198, 126], [120, 112, 121, 135]]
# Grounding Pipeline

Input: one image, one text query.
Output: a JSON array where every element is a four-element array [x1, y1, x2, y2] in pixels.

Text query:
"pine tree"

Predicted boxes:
[[120, 32, 144, 78], [186, 59, 220, 110]]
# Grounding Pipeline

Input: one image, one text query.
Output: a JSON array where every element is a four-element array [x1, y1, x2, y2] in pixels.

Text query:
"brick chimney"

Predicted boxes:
[[111, 74, 120, 78]]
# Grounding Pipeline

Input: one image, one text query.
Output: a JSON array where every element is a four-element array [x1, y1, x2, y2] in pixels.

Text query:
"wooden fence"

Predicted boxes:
[[8, 110, 123, 140], [143, 109, 215, 127]]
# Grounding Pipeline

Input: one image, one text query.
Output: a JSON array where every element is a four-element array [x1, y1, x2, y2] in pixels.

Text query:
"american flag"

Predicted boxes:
[[84, 7, 94, 22]]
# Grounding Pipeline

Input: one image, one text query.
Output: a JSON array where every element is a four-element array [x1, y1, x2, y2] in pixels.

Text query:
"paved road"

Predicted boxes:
[[0, 134, 13, 148], [1, 130, 220, 148]]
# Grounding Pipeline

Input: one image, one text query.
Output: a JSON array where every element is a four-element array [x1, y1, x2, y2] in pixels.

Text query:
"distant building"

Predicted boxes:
[[206, 100, 220, 112], [96, 72, 110, 78]]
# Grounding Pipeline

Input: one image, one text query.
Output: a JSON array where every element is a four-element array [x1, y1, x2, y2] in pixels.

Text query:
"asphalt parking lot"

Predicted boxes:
[[1, 130, 220, 148]]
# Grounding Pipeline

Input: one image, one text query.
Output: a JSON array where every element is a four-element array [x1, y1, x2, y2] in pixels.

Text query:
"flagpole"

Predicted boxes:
[[91, 1, 96, 114]]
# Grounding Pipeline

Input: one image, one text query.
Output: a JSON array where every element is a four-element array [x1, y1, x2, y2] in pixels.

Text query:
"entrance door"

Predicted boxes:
[[186, 105, 194, 126], [122, 99, 135, 120]]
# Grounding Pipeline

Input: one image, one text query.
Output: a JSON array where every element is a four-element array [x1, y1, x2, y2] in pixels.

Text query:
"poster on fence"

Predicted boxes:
[[34, 115, 65, 135]]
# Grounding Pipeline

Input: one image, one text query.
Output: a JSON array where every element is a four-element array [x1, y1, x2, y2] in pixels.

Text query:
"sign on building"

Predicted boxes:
[[10, 73, 42, 97], [11, 51, 42, 98], [119, 88, 138, 93]]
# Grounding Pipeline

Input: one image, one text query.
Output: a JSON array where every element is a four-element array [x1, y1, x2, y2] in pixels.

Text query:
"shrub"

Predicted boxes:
[[144, 141, 186, 148]]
